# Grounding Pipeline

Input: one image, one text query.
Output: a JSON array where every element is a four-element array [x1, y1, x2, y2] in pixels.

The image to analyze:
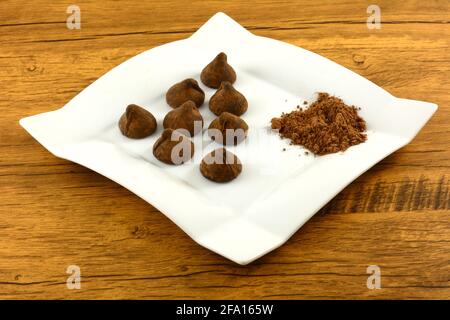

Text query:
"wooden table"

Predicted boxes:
[[1, 0, 449, 299]]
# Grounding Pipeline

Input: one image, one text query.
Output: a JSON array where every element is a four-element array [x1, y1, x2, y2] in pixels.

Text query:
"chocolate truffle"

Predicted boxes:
[[163, 100, 204, 136], [118, 104, 157, 139], [166, 78, 205, 108], [209, 81, 248, 116], [200, 52, 236, 89], [200, 148, 242, 183], [208, 112, 249, 145], [153, 128, 194, 165]]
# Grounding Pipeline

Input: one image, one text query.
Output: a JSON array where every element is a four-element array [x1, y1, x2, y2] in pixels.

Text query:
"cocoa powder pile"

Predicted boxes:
[[271, 93, 367, 155]]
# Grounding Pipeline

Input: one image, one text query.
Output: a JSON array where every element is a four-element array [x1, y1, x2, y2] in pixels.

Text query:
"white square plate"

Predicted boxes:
[[20, 13, 437, 264]]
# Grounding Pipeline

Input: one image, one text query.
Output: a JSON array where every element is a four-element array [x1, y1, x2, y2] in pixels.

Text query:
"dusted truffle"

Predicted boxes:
[[153, 128, 194, 165], [166, 78, 205, 108], [163, 100, 204, 136], [200, 148, 242, 183], [118, 104, 157, 139], [208, 112, 249, 145], [200, 52, 236, 89], [209, 81, 248, 116]]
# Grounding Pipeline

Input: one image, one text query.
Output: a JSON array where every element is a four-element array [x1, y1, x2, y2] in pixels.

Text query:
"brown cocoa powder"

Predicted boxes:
[[271, 93, 367, 155]]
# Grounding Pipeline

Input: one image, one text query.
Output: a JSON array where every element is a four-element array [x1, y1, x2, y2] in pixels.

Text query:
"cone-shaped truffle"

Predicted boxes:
[[200, 52, 236, 89], [118, 104, 157, 139], [200, 148, 242, 183], [208, 112, 249, 145], [163, 100, 204, 136], [209, 81, 248, 116], [153, 128, 194, 165], [166, 78, 205, 108]]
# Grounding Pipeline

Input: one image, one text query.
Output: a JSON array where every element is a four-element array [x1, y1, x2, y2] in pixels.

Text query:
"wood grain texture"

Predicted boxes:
[[0, 0, 449, 299]]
